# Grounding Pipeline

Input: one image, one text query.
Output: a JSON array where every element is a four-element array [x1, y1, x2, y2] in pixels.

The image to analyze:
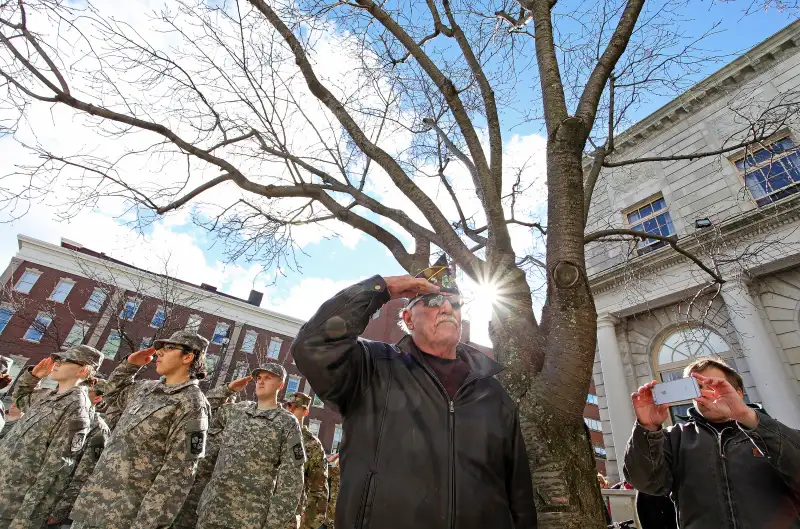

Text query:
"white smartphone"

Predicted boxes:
[[651, 377, 701, 405]]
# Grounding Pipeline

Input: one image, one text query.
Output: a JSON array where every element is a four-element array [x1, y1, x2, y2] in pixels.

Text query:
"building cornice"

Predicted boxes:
[[607, 20, 800, 159], [14, 235, 306, 337], [588, 193, 800, 294]]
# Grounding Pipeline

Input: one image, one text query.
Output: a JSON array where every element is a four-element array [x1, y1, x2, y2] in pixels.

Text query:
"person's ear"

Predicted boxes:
[[737, 387, 745, 399], [402, 309, 414, 331], [183, 352, 195, 367], [303, 408, 310, 417], [77, 366, 90, 379], [90, 394, 103, 405]]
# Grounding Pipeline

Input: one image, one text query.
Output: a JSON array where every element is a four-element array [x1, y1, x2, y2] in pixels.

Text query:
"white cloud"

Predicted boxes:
[[262, 276, 365, 320]]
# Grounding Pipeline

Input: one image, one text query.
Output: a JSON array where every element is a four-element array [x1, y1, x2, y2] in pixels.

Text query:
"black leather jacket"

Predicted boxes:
[[292, 276, 537, 529], [624, 406, 800, 529]]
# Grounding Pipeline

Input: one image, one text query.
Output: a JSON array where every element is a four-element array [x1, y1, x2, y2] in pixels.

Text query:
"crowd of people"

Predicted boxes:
[[0, 331, 340, 529], [2, 256, 800, 529]]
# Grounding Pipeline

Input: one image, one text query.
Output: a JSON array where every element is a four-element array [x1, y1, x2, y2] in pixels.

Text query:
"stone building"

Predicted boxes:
[[586, 20, 800, 479]]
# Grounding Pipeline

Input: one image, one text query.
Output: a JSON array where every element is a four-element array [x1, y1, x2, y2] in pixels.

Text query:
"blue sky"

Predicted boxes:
[[0, 1, 796, 345]]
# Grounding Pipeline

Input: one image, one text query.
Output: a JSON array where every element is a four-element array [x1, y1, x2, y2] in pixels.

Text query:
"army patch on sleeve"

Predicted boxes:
[[188, 431, 207, 456], [293, 443, 305, 461], [70, 431, 88, 453]]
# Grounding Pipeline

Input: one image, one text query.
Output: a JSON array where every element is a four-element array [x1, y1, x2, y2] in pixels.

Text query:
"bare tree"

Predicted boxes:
[[0, 283, 77, 350], [1, 0, 798, 526]]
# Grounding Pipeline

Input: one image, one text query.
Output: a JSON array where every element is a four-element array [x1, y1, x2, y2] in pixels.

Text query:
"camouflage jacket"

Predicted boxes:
[[0, 370, 92, 529], [171, 386, 230, 529], [326, 464, 340, 528], [71, 361, 210, 529], [198, 389, 305, 529], [50, 412, 111, 523], [294, 426, 328, 529]]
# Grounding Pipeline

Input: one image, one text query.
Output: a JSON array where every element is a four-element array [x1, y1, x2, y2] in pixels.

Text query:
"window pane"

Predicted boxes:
[[308, 420, 321, 437], [139, 337, 153, 349], [101, 331, 122, 358], [64, 322, 89, 348], [313, 394, 325, 408], [84, 289, 107, 312], [639, 203, 653, 218], [151, 308, 166, 328], [120, 300, 140, 321], [242, 332, 257, 353], [233, 361, 249, 380], [286, 375, 301, 396], [0, 306, 15, 335], [657, 327, 730, 368], [627, 210, 641, 223], [50, 280, 74, 303], [212, 323, 229, 345], [643, 218, 658, 235], [205, 354, 220, 376], [186, 315, 202, 333], [14, 271, 41, 294], [267, 338, 282, 359], [652, 198, 666, 212], [24, 313, 52, 342]]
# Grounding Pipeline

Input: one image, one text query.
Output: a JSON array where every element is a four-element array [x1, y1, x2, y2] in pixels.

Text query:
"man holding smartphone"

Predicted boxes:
[[624, 357, 800, 528]]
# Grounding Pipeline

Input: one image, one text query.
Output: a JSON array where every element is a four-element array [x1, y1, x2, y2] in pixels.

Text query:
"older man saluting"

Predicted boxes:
[[292, 257, 537, 529]]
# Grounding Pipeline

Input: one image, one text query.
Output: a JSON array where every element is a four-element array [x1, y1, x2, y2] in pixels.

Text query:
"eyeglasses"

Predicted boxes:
[[159, 344, 193, 354], [408, 294, 464, 310]]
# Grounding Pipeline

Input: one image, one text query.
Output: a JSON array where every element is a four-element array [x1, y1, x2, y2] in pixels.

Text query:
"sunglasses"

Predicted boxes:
[[160, 344, 194, 354], [408, 294, 465, 310]]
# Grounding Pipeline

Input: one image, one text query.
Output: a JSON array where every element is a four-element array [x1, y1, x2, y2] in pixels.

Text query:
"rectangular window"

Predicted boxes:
[[101, 330, 122, 358], [84, 288, 107, 312], [308, 419, 321, 437], [313, 394, 325, 408], [626, 196, 675, 256], [267, 337, 282, 359], [23, 312, 53, 342], [14, 269, 41, 294], [736, 136, 800, 206], [120, 299, 141, 321], [586, 394, 599, 405], [332, 424, 343, 452], [186, 314, 202, 333], [593, 446, 607, 458], [206, 354, 220, 376], [286, 375, 301, 397], [233, 360, 250, 380], [48, 278, 75, 303], [150, 306, 166, 328], [584, 418, 602, 431], [0, 304, 15, 335], [139, 336, 154, 350], [241, 331, 258, 353], [63, 321, 90, 349], [211, 322, 230, 345]]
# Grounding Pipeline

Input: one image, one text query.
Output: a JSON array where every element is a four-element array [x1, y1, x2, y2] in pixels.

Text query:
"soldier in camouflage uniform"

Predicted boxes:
[[172, 390, 239, 529], [71, 331, 211, 529], [0, 345, 102, 529], [47, 379, 111, 526], [197, 363, 305, 529], [284, 392, 328, 529], [325, 454, 340, 529]]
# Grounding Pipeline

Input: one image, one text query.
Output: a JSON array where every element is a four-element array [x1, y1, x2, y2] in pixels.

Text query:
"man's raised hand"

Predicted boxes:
[[128, 347, 156, 367], [31, 357, 55, 379], [631, 380, 669, 431], [228, 376, 252, 393], [383, 276, 439, 300], [692, 373, 758, 428]]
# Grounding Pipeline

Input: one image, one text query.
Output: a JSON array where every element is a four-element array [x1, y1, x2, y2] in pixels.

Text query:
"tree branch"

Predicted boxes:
[[584, 228, 724, 282]]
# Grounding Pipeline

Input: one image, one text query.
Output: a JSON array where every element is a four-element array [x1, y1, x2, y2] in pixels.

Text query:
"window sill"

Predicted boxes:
[[22, 338, 43, 344], [84, 308, 102, 313]]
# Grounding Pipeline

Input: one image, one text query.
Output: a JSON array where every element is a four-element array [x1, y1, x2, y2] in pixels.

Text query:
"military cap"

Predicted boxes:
[[51, 345, 103, 369], [286, 392, 312, 408], [0, 355, 12, 374], [154, 330, 209, 354], [414, 255, 460, 295], [251, 362, 286, 381]]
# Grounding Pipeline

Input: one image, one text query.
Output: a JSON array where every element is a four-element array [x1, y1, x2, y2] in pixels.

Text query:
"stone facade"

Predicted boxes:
[[587, 20, 800, 480]]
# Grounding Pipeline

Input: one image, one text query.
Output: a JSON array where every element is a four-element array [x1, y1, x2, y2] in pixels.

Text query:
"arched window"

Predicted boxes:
[[654, 326, 732, 422]]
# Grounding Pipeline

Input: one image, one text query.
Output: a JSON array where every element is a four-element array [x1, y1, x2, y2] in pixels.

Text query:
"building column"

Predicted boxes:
[[720, 279, 800, 428], [596, 314, 636, 471]]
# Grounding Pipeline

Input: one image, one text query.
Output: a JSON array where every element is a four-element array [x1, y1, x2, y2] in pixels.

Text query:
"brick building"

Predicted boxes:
[[0, 234, 605, 469]]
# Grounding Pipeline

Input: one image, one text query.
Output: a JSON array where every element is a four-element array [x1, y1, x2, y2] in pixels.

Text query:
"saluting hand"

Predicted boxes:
[[128, 346, 156, 367], [631, 380, 669, 431], [384, 276, 440, 299], [31, 358, 55, 379], [229, 376, 252, 393]]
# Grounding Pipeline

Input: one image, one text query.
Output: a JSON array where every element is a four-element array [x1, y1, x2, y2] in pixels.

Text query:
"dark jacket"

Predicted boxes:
[[292, 276, 537, 529], [624, 406, 800, 529]]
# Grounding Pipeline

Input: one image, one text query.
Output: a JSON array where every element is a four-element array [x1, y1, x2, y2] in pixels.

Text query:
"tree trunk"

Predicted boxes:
[[491, 117, 607, 529]]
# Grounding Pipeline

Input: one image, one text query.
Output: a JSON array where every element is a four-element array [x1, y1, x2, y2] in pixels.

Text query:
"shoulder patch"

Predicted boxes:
[[293, 442, 305, 461], [188, 430, 206, 456], [71, 430, 88, 453]]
